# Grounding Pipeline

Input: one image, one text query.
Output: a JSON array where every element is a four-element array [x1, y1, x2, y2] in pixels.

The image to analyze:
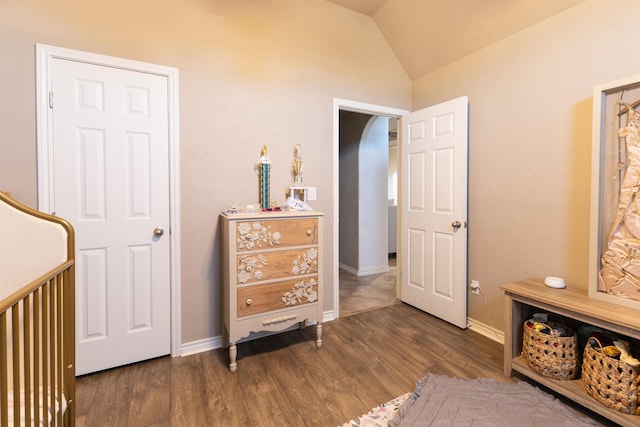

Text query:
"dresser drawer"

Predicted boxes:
[[236, 247, 318, 284], [237, 276, 318, 317], [236, 218, 318, 251]]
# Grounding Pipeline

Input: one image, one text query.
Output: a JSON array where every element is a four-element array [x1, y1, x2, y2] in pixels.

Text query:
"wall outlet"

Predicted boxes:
[[470, 280, 480, 295]]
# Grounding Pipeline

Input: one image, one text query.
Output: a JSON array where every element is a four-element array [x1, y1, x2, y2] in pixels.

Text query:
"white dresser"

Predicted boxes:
[[220, 210, 323, 372]]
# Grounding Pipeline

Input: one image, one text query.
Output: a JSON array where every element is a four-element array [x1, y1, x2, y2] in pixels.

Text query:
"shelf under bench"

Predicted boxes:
[[502, 279, 640, 427]]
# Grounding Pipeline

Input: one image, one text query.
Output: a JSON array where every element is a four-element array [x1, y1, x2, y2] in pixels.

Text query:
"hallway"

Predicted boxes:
[[339, 257, 399, 316]]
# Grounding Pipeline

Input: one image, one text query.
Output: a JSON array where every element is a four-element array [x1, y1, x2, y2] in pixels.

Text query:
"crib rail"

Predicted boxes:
[[0, 260, 75, 426]]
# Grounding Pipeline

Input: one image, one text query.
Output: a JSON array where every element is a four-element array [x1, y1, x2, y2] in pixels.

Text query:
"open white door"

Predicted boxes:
[[400, 96, 468, 328]]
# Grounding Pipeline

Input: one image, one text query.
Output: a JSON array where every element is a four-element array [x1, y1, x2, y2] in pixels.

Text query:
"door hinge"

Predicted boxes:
[[49, 91, 53, 109]]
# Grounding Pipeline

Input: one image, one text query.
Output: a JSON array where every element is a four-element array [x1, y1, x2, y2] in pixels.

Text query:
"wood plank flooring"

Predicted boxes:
[[75, 303, 605, 426]]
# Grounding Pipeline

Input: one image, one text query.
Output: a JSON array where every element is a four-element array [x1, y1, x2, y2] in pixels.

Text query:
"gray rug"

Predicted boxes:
[[389, 374, 596, 426]]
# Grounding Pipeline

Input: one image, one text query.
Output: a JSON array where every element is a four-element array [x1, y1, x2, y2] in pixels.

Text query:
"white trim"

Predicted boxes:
[[181, 336, 223, 357], [339, 263, 359, 276], [339, 263, 389, 277], [323, 309, 336, 323], [467, 318, 504, 344], [332, 99, 409, 318], [35, 44, 182, 357]]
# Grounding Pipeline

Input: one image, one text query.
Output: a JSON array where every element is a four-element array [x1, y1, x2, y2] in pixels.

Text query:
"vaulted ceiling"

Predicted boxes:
[[327, 0, 585, 79]]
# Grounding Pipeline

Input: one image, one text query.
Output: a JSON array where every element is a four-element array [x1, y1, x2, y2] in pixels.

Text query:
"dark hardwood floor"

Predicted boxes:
[[75, 303, 603, 426], [75, 304, 502, 426]]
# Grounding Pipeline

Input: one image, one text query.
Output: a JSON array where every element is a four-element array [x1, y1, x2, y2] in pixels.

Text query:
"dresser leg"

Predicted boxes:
[[229, 344, 237, 372], [315, 323, 323, 348]]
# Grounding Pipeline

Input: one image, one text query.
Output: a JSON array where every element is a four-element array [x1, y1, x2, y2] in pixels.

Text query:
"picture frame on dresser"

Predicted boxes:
[[589, 73, 640, 310]]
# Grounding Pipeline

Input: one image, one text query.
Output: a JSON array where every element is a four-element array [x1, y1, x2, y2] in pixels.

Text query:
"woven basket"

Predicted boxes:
[[582, 337, 640, 415], [522, 321, 579, 380]]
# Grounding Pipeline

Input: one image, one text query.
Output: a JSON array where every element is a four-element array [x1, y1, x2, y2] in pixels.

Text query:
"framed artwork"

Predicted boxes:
[[589, 73, 640, 308]]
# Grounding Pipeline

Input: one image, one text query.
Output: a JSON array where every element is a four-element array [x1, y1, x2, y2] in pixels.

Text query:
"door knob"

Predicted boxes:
[[451, 221, 461, 229], [154, 227, 164, 237]]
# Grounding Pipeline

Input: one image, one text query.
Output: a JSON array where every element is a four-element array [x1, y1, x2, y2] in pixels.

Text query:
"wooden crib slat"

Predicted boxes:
[[1, 311, 7, 427], [49, 278, 57, 426], [55, 274, 63, 427], [22, 296, 31, 427], [41, 282, 50, 427], [63, 267, 76, 424], [33, 288, 40, 426], [11, 307, 20, 426]]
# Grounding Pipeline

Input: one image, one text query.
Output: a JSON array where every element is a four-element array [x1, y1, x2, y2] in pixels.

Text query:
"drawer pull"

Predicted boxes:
[[306, 229, 312, 236], [263, 314, 298, 326], [246, 298, 253, 306]]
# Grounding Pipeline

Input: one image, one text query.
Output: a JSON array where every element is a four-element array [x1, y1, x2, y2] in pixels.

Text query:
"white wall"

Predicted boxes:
[[339, 111, 368, 271], [358, 116, 390, 274]]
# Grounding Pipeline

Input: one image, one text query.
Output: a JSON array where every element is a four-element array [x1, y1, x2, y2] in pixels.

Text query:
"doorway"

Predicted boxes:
[[338, 112, 398, 315], [332, 99, 408, 318], [36, 44, 182, 374]]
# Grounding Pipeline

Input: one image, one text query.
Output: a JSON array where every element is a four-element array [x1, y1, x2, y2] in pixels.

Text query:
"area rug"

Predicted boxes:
[[340, 393, 411, 427], [389, 374, 597, 426], [342, 374, 597, 427]]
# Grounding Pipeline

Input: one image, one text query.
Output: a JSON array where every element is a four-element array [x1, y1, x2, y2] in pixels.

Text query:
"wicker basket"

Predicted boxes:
[[582, 337, 640, 415], [522, 321, 579, 380]]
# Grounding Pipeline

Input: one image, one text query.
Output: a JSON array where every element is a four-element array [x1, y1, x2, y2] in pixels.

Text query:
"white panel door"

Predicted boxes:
[[51, 58, 171, 374], [400, 97, 468, 328]]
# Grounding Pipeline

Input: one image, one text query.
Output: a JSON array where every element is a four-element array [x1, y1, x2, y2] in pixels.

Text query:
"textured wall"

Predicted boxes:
[[413, 0, 640, 333], [0, 0, 411, 345]]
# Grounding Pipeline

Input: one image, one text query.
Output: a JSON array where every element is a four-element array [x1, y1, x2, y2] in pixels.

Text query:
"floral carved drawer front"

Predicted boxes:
[[292, 248, 317, 275], [237, 254, 268, 283], [236, 222, 281, 250], [235, 218, 318, 251], [237, 277, 319, 317], [282, 278, 318, 306], [236, 248, 319, 284]]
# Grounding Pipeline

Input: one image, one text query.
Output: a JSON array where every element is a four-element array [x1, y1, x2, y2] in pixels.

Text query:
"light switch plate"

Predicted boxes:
[[307, 187, 317, 201]]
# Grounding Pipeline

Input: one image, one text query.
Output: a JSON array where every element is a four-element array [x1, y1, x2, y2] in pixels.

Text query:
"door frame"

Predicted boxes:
[[35, 44, 182, 357], [332, 98, 408, 318]]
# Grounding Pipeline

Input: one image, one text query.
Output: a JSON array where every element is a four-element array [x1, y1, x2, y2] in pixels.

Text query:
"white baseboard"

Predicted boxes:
[[339, 263, 389, 276], [339, 263, 358, 275], [323, 309, 336, 322], [180, 310, 337, 357], [467, 318, 504, 344], [180, 335, 223, 357]]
